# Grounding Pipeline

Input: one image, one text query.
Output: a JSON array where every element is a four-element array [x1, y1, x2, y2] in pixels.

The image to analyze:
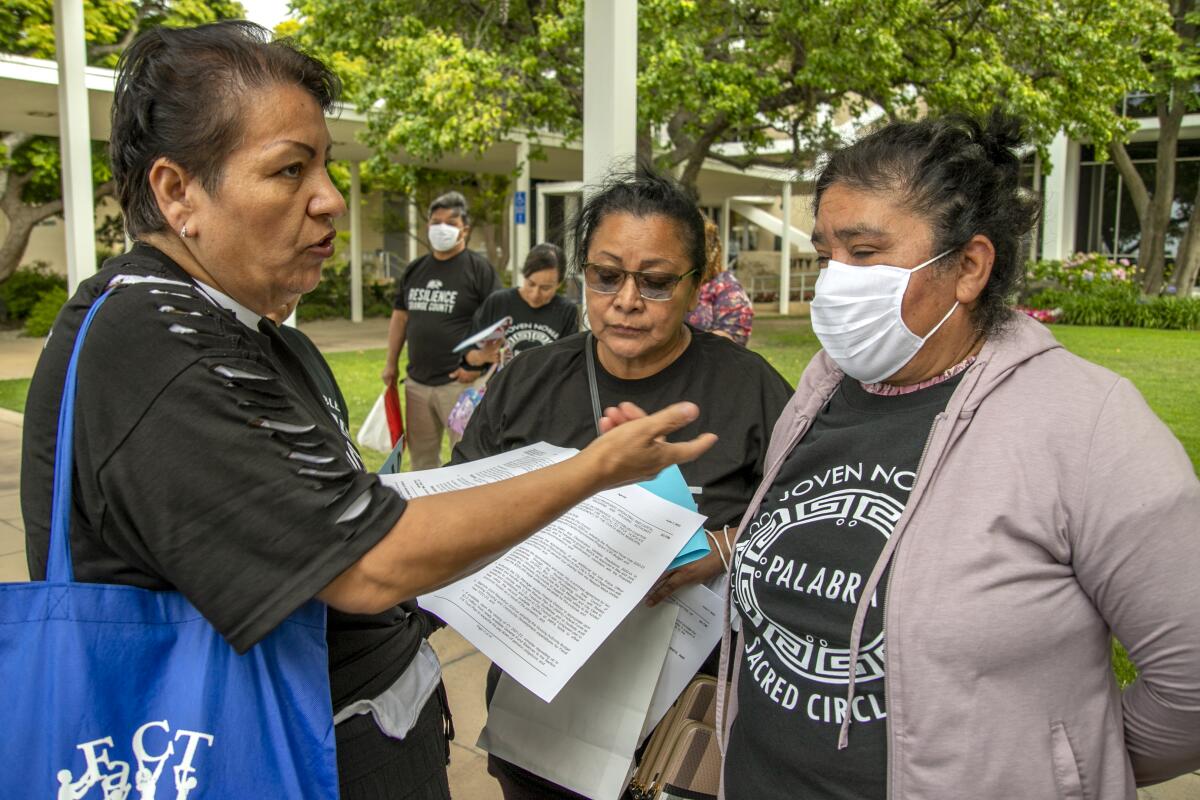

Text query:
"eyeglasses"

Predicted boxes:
[[582, 263, 699, 301]]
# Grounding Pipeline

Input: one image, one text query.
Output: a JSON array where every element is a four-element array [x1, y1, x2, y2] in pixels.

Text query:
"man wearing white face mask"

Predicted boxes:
[[383, 191, 500, 469]]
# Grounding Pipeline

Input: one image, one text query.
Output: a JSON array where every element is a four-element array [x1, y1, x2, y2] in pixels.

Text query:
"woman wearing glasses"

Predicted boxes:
[[452, 167, 792, 799]]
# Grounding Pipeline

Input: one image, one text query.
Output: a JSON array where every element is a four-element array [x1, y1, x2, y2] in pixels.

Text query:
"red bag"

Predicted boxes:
[[384, 382, 404, 447]]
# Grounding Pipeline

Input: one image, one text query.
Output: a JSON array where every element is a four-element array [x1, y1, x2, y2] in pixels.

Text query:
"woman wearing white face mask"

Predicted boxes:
[[715, 113, 1200, 800]]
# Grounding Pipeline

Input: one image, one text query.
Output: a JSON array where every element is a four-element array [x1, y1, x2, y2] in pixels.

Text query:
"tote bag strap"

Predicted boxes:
[[46, 288, 117, 583], [584, 332, 603, 438]]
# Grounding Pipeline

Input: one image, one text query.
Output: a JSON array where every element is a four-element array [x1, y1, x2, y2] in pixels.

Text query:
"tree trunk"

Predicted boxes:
[[0, 177, 112, 284], [0, 204, 59, 283], [1172, 177, 1200, 295], [1109, 88, 1185, 295]]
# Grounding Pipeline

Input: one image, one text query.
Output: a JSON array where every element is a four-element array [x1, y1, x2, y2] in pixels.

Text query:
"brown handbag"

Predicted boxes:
[[630, 676, 722, 800]]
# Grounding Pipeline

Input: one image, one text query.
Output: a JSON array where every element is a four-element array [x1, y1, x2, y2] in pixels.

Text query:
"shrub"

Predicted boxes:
[[1025, 253, 1139, 301], [297, 302, 339, 322], [298, 244, 395, 321], [1022, 253, 1199, 330], [24, 286, 67, 337], [0, 262, 67, 321]]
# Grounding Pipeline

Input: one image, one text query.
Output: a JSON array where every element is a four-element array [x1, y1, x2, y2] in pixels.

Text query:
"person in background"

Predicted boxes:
[[463, 243, 579, 369], [454, 167, 793, 800], [686, 219, 754, 345], [382, 191, 500, 469], [717, 113, 1200, 799], [20, 21, 717, 800]]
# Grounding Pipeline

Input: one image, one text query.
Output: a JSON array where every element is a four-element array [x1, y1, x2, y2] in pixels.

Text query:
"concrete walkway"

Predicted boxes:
[[2, 318, 1197, 798]]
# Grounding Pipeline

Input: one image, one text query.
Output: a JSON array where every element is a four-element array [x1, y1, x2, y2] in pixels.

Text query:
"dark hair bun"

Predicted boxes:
[[814, 111, 1040, 338]]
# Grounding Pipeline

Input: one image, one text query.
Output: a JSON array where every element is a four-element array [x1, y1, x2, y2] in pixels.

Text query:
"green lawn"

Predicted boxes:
[[0, 377, 29, 415], [1, 321, 1195, 474], [1, 318, 1191, 683]]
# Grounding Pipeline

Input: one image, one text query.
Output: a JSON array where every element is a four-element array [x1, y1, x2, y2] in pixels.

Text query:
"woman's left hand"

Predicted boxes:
[[645, 549, 726, 606]]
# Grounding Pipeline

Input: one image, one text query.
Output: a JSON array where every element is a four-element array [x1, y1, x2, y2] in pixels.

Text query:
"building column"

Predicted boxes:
[[720, 198, 731, 265], [349, 161, 363, 322], [1041, 132, 1081, 260], [54, 0, 96, 292], [583, 0, 636, 195], [511, 140, 531, 286], [779, 182, 792, 315], [408, 198, 419, 261]]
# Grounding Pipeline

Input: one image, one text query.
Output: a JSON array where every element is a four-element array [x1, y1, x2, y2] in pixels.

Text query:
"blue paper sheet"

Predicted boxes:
[[638, 465, 710, 570]]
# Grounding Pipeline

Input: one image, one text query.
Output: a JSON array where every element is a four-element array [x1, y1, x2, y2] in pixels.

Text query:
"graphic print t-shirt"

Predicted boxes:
[[725, 373, 962, 800], [393, 249, 500, 385], [471, 288, 578, 356]]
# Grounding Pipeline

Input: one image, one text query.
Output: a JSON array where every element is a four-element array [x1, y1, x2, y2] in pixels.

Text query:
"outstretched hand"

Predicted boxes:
[[584, 401, 717, 489]]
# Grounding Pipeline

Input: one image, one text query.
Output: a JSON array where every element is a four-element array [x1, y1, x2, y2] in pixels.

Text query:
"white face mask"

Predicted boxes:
[[428, 222, 462, 253], [810, 250, 958, 384]]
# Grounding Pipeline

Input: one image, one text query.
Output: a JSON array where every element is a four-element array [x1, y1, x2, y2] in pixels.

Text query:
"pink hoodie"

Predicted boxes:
[[717, 313, 1200, 799]]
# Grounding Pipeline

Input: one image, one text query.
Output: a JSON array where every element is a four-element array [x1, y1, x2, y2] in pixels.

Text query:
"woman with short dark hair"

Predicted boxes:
[[454, 167, 793, 799], [716, 113, 1200, 799], [20, 21, 714, 799], [463, 243, 578, 368]]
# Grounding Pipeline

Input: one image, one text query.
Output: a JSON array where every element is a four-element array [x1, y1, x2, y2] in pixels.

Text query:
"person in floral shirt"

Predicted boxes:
[[686, 219, 755, 344]]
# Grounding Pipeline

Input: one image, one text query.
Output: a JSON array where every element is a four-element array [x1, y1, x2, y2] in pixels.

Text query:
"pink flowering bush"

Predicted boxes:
[[1022, 253, 1199, 330], [1025, 253, 1140, 297]]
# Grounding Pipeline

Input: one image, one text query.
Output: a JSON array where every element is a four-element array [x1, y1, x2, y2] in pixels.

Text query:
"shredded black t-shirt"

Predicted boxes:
[[470, 288, 578, 356], [452, 329, 793, 529], [275, 324, 437, 713], [725, 373, 962, 800], [21, 245, 407, 656], [393, 249, 501, 385]]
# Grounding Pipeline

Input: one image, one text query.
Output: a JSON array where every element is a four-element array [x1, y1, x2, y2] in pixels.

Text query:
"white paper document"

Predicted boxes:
[[378, 441, 575, 497], [451, 315, 513, 352], [479, 602, 679, 800], [638, 583, 724, 742], [381, 444, 708, 702]]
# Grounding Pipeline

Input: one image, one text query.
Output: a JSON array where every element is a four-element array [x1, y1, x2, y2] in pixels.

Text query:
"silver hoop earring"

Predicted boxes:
[[179, 224, 188, 239]]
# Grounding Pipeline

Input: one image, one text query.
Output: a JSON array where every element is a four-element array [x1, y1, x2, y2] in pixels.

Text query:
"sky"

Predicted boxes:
[[239, 0, 292, 31]]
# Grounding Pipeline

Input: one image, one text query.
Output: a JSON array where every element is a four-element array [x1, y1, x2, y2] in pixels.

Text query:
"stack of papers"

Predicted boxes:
[[379, 445, 724, 799]]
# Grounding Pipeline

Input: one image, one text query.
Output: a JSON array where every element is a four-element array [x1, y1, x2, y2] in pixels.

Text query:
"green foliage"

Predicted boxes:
[[1025, 253, 1200, 329], [1, 0, 247, 284], [0, 0, 246, 65], [0, 261, 65, 321], [1112, 640, 1137, 689], [1027, 253, 1141, 298], [1051, 294, 1200, 329], [23, 284, 66, 337], [0, 378, 30, 414], [290, 0, 1174, 184], [298, 233, 394, 321]]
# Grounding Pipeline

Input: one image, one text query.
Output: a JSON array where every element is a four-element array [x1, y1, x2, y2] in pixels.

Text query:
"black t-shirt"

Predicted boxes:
[[21, 245, 407, 657], [456, 328, 791, 795], [725, 374, 962, 800], [470, 288, 578, 356], [275, 324, 437, 713], [393, 249, 501, 385], [452, 329, 793, 530]]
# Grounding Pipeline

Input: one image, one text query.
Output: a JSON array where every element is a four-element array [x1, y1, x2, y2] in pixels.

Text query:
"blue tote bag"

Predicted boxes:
[[0, 287, 340, 798]]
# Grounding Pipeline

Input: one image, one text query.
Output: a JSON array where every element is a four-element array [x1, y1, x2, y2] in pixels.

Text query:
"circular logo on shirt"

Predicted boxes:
[[733, 488, 904, 685]]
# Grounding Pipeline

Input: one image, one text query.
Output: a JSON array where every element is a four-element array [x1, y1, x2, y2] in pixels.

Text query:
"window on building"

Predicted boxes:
[[1075, 141, 1200, 261]]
